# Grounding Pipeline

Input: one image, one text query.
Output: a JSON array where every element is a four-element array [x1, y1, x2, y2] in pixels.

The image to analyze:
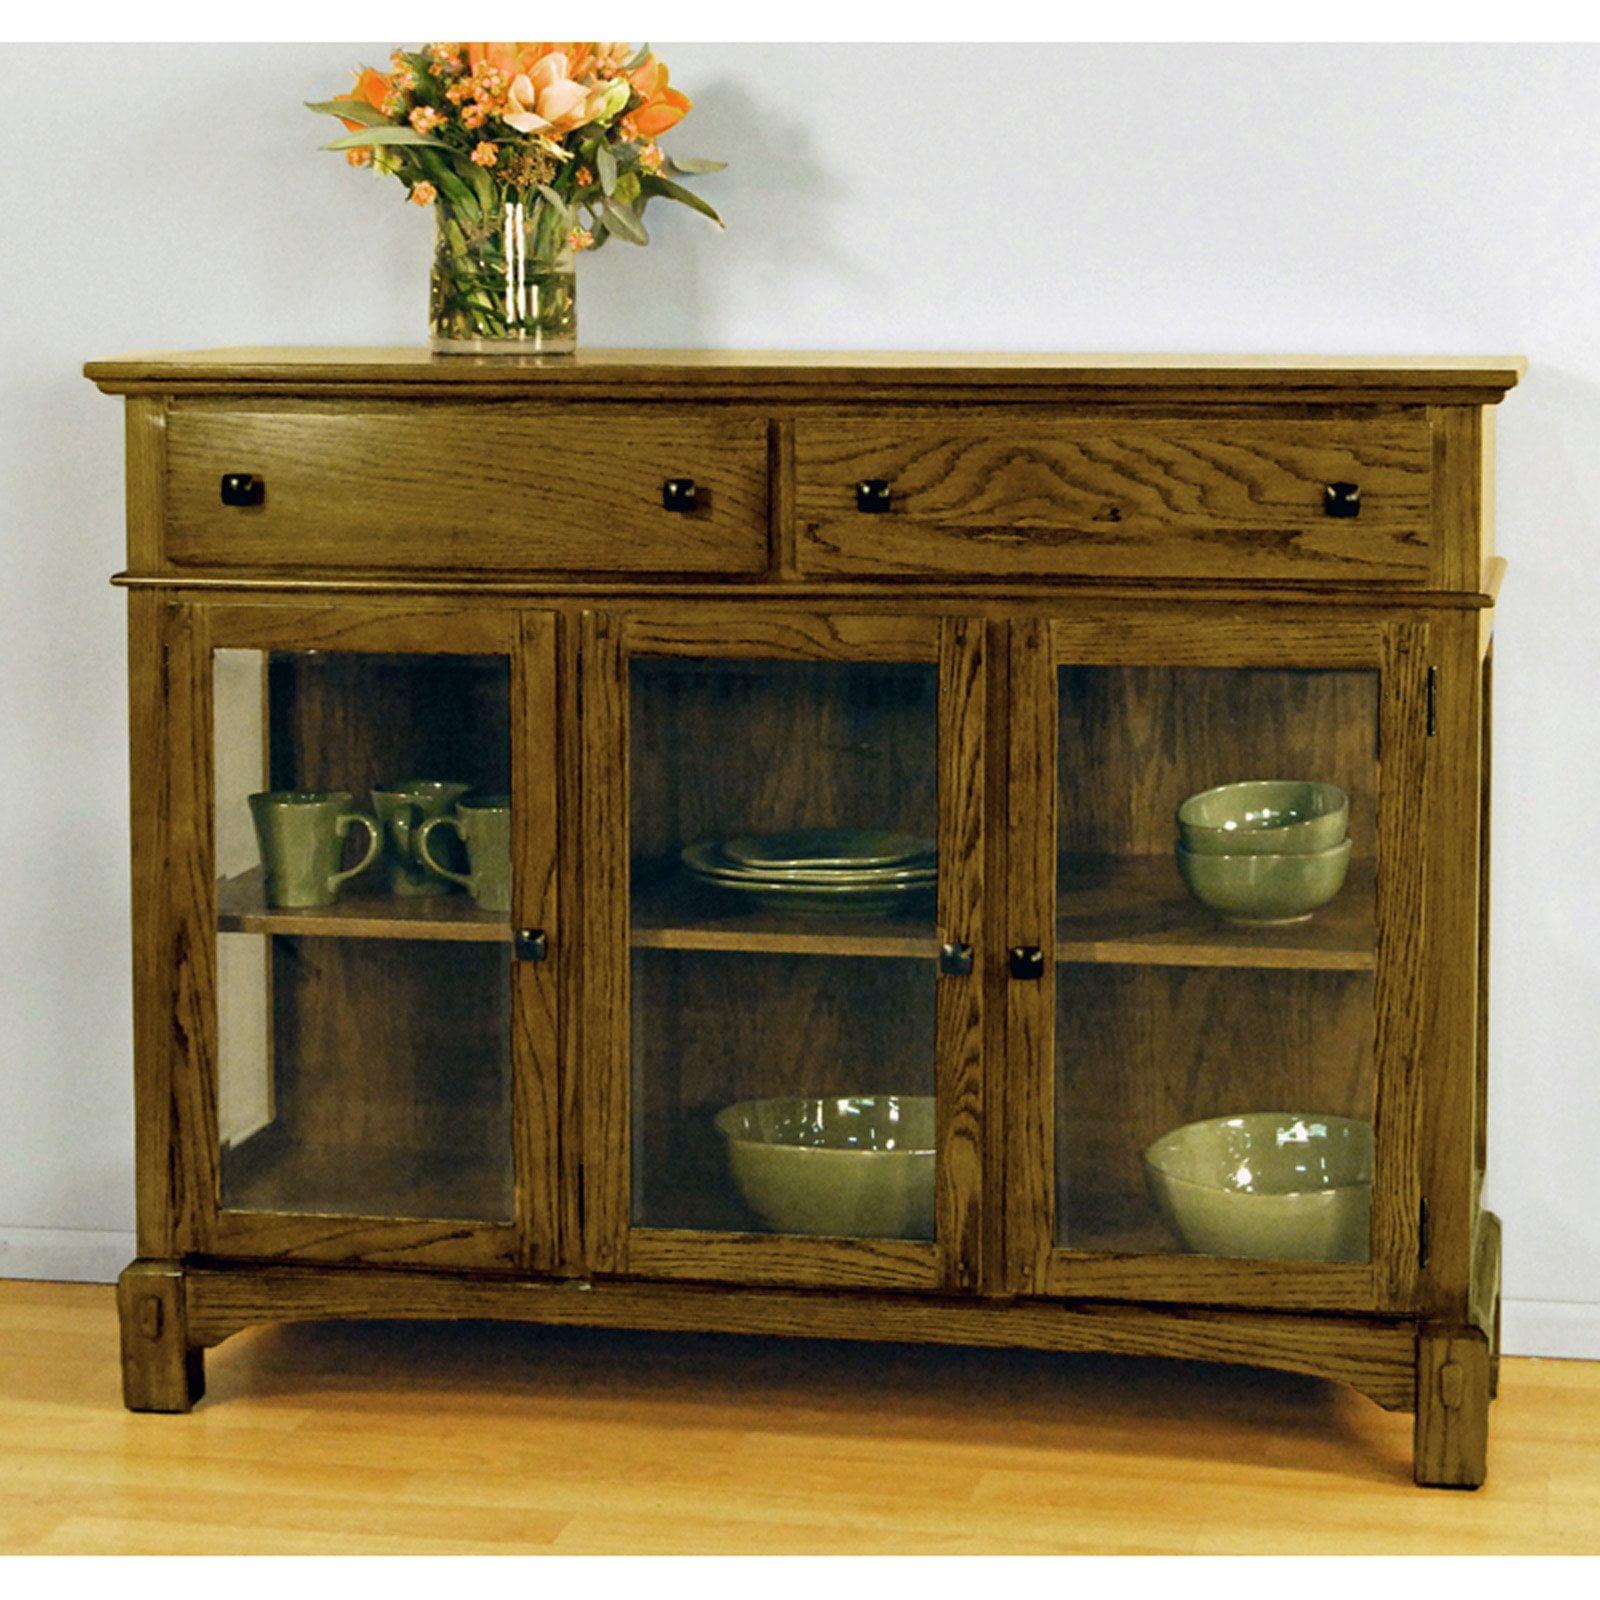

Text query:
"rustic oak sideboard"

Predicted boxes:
[[86, 349, 1520, 1487]]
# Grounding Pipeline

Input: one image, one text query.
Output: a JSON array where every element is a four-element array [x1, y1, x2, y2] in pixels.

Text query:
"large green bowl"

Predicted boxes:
[[1176, 836, 1351, 924], [1144, 1113, 1373, 1262], [714, 1095, 934, 1238], [1177, 780, 1349, 855]]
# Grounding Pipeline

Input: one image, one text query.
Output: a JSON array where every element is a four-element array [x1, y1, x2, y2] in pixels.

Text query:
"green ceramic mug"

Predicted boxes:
[[417, 795, 512, 913], [371, 779, 472, 895], [248, 790, 381, 908]]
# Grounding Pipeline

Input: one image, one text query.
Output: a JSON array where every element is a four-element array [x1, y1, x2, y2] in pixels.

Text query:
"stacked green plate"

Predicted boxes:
[[683, 828, 936, 916]]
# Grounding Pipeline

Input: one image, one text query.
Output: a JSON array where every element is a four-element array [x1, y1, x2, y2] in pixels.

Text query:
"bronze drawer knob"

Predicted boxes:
[[661, 478, 698, 513], [219, 472, 264, 507], [855, 479, 891, 513], [1008, 946, 1046, 980], [938, 941, 974, 977], [1323, 481, 1361, 518]]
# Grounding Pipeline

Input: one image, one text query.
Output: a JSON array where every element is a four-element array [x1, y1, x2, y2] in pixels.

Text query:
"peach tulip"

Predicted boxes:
[[336, 65, 394, 131], [625, 55, 691, 138]]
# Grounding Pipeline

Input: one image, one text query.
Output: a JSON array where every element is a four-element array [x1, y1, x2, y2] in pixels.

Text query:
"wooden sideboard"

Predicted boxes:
[[86, 349, 1522, 1486]]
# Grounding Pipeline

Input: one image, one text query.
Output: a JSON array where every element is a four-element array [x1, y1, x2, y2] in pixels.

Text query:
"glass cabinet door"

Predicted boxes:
[[1007, 615, 1428, 1309], [582, 611, 986, 1291], [169, 604, 559, 1271]]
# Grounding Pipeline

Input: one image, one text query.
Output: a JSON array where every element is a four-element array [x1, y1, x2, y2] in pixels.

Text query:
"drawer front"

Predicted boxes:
[[165, 403, 771, 575], [794, 413, 1435, 584]]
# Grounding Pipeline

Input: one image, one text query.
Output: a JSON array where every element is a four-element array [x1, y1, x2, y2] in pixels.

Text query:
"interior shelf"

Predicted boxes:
[[216, 867, 511, 942], [630, 856, 1374, 971], [630, 874, 934, 958], [1055, 854, 1376, 972], [222, 1127, 513, 1222]]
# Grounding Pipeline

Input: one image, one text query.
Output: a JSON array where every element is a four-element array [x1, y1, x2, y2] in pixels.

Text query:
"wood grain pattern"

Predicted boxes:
[[1415, 1325, 1492, 1487], [217, 867, 509, 941], [578, 609, 629, 1273], [21, 1280, 1600, 1555], [796, 414, 1434, 584], [512, 611, 562, 1272], [1002, 617, 1057, 1296], [175, 1263, 1421, 1413], [1368, 623, 1432, 1309], [116, 1259, 204, 1413], [164, 402, 771, 576], [936, 616, 987, 1291], [1055, 854, 1374, 969], [95, 350, 1512, 1488], [1417, 610, 1488, 1323], [85, 346, 1528, 408]]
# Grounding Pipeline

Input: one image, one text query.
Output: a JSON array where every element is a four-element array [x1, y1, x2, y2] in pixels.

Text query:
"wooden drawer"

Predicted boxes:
[[793, 413, 1435, 585], [164, 403, 770, 575]]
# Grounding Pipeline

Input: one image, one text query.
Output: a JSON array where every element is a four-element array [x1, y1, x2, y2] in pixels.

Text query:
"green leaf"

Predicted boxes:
[[306, 98, 393, 127], [623, 42, 651, 70], [664, 155, 727, 175], [602, 199, 649, 245], [613, 170, 641, 205], [595, 142, 618, 196], [324, 125, 449, 151], [536, 183, 572, 221], [643, 174, 725, 227]]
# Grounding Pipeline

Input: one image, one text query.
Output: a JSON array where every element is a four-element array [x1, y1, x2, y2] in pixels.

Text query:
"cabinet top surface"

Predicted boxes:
[[84, 346, 1526, 401]]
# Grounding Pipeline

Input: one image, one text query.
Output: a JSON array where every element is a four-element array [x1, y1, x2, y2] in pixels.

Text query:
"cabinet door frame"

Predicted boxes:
[[154, 596, 561, 1272], [578, 604, 988, 1293], [1004, 605, 1430, 1313]]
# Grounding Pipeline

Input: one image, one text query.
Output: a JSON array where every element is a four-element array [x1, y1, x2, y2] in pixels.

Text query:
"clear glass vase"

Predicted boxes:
[[430, 198, 576, 355]]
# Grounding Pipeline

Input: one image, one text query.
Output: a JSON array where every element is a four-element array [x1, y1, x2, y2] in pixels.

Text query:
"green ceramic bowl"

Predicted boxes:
[[1177, 780, 1349, 855], [1144, 1113, 1373, 1263], [714, 1095, 935, 1239], [1176, 837, 1351, 924]]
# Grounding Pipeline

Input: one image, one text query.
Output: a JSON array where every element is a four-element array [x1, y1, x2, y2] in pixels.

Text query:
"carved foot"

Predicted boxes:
[[117, 1259, 205, 1412], [1414, 1324, 1490, 1488]]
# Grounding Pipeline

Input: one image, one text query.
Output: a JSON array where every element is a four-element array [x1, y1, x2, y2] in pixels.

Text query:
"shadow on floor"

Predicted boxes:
[[206, 1315, 1413, 1484]]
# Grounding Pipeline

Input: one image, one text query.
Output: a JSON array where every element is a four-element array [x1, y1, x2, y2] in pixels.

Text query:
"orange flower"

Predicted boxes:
[[567, 226, 595, 252], [626, 54, 691, 138], [471, 141, 498, 167], [638, 142, 664, 173], [409, 181, 437, 205], [503, 51, 596, 134], [410, 105, 445, 134], [345, 146, 373, 167], [336, 65, 394, 130]]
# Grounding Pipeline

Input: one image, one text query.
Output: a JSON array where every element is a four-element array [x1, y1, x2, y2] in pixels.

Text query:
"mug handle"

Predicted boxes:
[[328, 811, 381, 892], [417, 815, 475, 891]]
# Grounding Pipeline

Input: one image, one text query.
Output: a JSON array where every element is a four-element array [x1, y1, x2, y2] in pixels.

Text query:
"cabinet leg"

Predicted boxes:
[[1414, 1325, 1490, 1488], [1490, 1289, 1503, 1401], [117, 1259, 204, 1413]]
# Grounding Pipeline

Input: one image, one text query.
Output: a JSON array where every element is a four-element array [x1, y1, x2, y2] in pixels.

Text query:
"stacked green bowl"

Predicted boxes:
[[1174, 780, 1351, 925]]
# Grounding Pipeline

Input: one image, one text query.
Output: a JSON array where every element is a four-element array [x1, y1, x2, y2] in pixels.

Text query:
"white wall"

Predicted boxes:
[[1, 42, 1595, 1355]]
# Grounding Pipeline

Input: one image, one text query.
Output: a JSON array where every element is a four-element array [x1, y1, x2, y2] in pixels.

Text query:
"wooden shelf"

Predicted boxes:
[[631, 858, 1374, 972], [630, 875, 934, 959], [217, 867, 510, 943], [222, 1131, 513, 1222], [1056, 854, 1375, 972]]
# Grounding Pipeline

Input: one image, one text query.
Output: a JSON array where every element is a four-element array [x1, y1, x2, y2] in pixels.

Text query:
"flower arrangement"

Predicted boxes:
[[310, 43, 724, 352]]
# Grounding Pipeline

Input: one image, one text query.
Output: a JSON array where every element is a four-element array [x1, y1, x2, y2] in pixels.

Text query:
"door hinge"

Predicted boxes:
[[1419, 1196, 1431, 1268], [1426, 666, 1438, 736]]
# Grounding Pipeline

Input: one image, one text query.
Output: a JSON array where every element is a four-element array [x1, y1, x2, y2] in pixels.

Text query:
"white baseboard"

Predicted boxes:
[[1501, 1298, 1600, 1360], [0, 1226, 135, 1284], [4, 1226, 1598, 1361]]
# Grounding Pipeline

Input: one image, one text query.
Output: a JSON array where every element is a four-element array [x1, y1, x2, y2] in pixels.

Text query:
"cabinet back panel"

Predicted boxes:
[[1059, 666, 1380, 860]]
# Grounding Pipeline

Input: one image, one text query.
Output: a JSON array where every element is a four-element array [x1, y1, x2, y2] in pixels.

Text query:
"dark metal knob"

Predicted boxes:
[[514, 928, 548, 962], [855, 479, 891, 513], [1008, 945, 1046, 981], [220, 472, 264, 507], [1324, 481, 1361, 518], [662, 478, 698, 513], [938, 941, 973, 977]]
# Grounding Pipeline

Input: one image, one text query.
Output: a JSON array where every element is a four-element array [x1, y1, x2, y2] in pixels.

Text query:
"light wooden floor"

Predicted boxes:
[[2, 1279, 1598, 1555]]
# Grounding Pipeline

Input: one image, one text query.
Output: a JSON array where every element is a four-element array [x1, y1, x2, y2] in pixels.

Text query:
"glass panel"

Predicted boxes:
[[629, 657, 939, 1238], [212, 649, 514, 1221], [1055, 664, 1379, 1264]]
